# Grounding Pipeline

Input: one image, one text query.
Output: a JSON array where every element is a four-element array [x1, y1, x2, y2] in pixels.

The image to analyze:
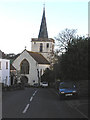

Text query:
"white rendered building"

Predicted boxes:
[[0, 59, 10, 86]]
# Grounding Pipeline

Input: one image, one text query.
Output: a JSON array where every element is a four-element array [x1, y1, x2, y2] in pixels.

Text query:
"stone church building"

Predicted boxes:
[[12, 6, 55, 85]]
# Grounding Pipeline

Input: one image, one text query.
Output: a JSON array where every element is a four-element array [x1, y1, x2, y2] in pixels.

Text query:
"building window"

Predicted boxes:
[[5, 76, 8, 86], [40, 43, 43, 52], [37, 69, 39, 78], [47, 43, 49, 48], [0, 61, 1, 70], [4, 76, 8, 86], [40, 69, 42, 76], [6, 62, 8, 69], [20, 59, 29, 74]]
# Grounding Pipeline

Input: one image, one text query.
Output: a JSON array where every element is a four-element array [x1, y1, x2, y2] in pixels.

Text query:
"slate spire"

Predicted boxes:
[[38, 5, 48, 39]]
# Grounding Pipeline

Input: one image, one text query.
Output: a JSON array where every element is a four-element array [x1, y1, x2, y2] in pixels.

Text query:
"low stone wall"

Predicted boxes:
[[2, 83, 25, 91]]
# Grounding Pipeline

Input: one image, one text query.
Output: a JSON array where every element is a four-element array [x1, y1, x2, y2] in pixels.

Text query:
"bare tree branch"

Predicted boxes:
[[55, 28, 77, 53]]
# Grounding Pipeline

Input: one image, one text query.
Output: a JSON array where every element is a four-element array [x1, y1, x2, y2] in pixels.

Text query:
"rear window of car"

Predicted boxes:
[[42, 82, 48, 84], [60, 82, 75, 88]]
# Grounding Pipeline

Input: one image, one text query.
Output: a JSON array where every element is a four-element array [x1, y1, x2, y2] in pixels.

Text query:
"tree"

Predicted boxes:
[[41, 68, 55, 84], [55, 28, 77, 54], [59, 37, 88, 81], [42, 28, 88, 86]]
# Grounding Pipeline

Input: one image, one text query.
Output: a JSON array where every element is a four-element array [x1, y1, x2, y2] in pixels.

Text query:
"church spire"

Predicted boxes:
[[38, 4, 48, 39]]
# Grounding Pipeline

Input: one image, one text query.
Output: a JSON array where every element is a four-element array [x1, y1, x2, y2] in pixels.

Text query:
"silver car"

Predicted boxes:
[[40, 81, 48, 88]]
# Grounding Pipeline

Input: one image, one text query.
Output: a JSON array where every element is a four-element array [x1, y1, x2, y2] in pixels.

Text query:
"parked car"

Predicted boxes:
[[59, 81, 78, 99], [40, 81, 48, 88]]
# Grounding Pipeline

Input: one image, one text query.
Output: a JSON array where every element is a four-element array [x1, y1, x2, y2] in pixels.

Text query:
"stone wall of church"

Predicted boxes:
[[31, 40, 54, 63], [38, 64, 50, 77], [31, 41, 54, 53], [12, 50, 39, 85]]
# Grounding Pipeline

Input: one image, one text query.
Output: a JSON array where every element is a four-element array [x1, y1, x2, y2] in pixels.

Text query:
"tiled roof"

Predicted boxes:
[[9, 54, 20, 64], [31, 38, 55, 43], [0, 50, 2, 58], [27, 50, 50, 64], [0, 50, 20, 62], [0, 50, 6, 59]]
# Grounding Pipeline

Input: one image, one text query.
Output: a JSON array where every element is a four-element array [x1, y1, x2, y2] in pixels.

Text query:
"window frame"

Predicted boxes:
[[6, 62, 8, 69], [20, 59, 29, 74]]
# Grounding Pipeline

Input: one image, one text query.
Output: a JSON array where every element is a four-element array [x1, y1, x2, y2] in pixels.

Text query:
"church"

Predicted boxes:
[[12, 6, 55, 85]]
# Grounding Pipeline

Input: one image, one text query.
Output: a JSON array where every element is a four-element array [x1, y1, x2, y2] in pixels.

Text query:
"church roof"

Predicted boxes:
[[38, 6, 48, 39], [12, 50, 50, 65], [27, 50, 50, 65]]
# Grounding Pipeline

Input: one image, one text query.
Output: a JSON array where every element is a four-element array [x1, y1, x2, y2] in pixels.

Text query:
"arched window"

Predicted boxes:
[[40, 43, 43, 52], [20, 59, 29, 74]]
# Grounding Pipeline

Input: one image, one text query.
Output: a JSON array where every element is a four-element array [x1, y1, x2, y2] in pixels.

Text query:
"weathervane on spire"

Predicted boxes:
[[25, 46, 27, 50], [43, 0, 45, 10]]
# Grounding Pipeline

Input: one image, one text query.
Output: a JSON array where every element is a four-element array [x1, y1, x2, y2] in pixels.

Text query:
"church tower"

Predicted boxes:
[[31, 5, 55, 65]]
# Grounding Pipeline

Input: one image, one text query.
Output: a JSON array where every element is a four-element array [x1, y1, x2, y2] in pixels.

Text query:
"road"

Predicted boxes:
[[2, 87, 88, 118]]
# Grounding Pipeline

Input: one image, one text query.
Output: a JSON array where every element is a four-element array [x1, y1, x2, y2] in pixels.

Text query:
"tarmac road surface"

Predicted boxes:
[[2, 87, 88, 118]]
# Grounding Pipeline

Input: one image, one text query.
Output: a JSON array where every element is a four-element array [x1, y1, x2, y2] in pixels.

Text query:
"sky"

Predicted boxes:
[[0, 0, 89, 54]]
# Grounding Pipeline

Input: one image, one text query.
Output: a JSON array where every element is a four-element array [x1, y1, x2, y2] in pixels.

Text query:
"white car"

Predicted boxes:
[[40, 82, 48, 88]]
